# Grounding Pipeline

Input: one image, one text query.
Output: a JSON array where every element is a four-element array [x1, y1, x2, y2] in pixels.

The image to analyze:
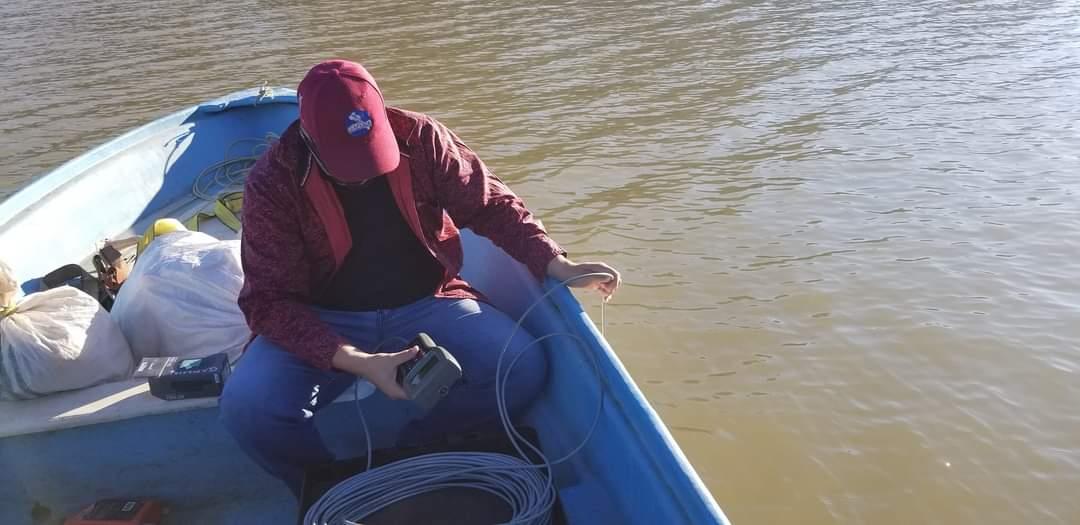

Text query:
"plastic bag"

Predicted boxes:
[[111, 231, 249, 361], [0, 260, 16, 306], [0, 261, 134, 400]]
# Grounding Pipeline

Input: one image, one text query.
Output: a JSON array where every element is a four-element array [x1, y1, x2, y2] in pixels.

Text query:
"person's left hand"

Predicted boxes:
[[547, 256, 622, 301]]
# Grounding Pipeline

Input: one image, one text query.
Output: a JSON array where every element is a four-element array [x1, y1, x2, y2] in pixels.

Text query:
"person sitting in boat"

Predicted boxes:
[[219, 59, 621, 497]]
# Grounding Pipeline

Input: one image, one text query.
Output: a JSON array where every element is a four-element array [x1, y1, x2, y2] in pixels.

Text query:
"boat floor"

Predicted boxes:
[[165, 498, 295, 525]]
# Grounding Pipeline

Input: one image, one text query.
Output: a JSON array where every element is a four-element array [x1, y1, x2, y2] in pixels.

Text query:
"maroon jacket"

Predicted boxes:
[[238, 108, 564, 370]]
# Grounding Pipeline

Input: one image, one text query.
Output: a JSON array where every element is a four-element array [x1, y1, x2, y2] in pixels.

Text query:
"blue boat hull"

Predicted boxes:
[[0, 89, 728, 525]]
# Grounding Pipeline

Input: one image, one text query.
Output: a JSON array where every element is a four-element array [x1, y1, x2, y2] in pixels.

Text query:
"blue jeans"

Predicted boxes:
[[219, 297, 548, 496]]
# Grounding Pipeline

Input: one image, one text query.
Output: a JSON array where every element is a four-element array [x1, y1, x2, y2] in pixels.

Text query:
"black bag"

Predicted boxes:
[[41, 264, 114, 311]]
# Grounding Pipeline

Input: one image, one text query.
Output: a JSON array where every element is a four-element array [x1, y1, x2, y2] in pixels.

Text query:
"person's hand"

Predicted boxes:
[[546, 255, 622, 301], [332, 344, 420, 400]]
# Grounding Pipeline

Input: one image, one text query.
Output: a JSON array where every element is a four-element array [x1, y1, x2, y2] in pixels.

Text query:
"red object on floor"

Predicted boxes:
[[63, 499, 164, 525]]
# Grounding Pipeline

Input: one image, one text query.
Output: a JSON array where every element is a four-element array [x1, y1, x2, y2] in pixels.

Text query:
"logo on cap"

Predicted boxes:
[[346, 110, 373, 137]]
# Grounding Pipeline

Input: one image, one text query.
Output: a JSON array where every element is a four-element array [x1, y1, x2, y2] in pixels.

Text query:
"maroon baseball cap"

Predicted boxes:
[[298, 60, 400, 183]]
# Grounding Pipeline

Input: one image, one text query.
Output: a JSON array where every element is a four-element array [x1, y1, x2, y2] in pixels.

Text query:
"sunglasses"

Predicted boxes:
[[298, 126, 373, 188]]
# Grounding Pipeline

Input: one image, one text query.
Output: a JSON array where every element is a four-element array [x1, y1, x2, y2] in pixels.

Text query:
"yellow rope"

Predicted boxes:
[[0, 304, 17, 319], [183, 191, 243, 233]]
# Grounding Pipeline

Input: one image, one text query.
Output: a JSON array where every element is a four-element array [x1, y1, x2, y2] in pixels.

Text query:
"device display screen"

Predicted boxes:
[[178, 358, 203, 371], [417, 356, 438, 377]]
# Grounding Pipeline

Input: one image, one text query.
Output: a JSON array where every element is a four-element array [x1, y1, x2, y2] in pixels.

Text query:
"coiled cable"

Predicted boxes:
[[303, 273, 614, 525]]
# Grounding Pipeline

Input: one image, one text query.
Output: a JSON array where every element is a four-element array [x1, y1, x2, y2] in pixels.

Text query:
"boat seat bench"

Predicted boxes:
[[0, 376, 375, 440]]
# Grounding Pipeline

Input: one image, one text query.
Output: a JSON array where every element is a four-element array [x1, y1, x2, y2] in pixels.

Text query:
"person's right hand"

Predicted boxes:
[[332, 344, 420, 400]]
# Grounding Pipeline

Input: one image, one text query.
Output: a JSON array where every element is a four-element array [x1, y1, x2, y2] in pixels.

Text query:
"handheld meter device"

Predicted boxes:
[[395, 333, 462, 411]]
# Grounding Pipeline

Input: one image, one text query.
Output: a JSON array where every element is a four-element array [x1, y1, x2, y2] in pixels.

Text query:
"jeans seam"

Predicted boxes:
[[376, 309, 386, 346]]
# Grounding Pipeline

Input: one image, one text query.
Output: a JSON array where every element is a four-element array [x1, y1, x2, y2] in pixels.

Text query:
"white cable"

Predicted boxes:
[[306, 273, 615, 525], [191, 134, 277, 201], [355, 335, 411, 473], [353, 381, 373, 473]]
